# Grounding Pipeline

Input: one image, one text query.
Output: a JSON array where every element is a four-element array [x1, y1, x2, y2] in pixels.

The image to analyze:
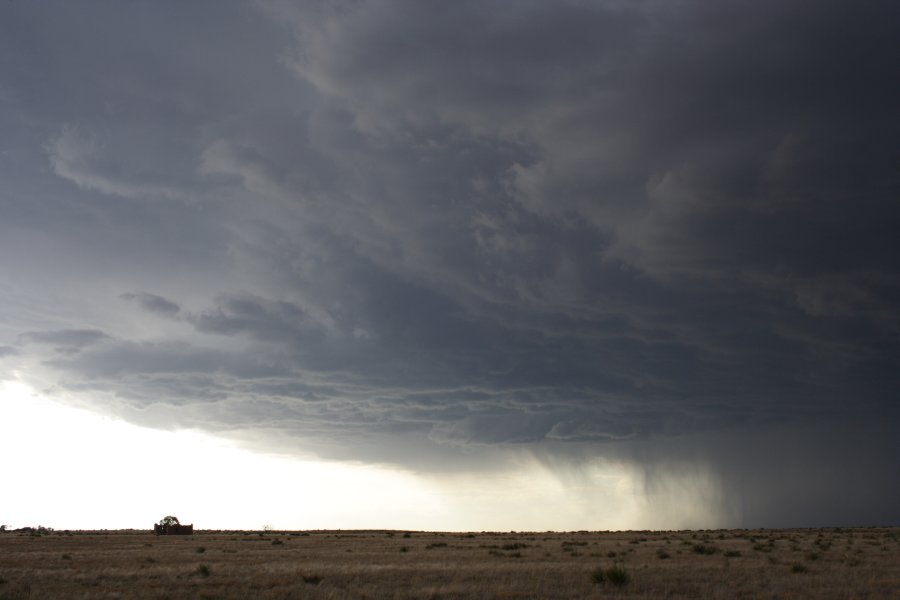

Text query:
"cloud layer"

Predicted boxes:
[[1, 0, 898, 527]]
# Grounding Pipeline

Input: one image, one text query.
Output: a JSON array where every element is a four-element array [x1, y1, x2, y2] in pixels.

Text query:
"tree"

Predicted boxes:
[[159, 516, 180, 526]]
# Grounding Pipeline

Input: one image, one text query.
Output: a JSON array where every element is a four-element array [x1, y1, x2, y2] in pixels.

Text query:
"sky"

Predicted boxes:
[[1, 0, 898, 531]]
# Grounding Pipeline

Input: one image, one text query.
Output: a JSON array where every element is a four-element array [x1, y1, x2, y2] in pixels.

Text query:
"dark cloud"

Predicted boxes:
[[1, 0, 898, 526], [185, 292, 322, 343], [121, 292, 181, 317], [43, 339, 285, 381]]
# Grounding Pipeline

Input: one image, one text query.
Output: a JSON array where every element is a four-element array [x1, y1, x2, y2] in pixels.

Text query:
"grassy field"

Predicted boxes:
[[1, 528, 898, 599]]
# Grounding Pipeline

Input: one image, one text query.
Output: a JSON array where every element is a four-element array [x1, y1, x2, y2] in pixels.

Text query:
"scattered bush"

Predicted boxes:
[[591, 565, 630, 587], [426, 542, 448, 549], [0, 583, 30, 600], [501, 543, 528, 551], [606, 566, 631, 587], [400, 546, 409, 553], [724, 550, 742, 558], [196, 564, 210, 578], [272, 539, 283, 546], [657, 550, 670, 559], [196, 547, 206, 554], [61, 553, 72, 560], [791, 563, 808, 573], [692, 544, 718, 555], [302, 575, 322, 585]]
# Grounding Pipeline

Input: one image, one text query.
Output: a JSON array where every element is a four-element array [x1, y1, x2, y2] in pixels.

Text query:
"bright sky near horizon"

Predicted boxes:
[[1, 1, 898, 531], [4, 378, 702, 532]]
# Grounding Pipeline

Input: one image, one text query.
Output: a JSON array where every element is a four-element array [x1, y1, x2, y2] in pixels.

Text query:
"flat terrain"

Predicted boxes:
[[1, 528, 898, 599]]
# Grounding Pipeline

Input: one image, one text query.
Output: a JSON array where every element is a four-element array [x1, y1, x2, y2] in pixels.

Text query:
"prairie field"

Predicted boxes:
[[1, 528, 898, 599]]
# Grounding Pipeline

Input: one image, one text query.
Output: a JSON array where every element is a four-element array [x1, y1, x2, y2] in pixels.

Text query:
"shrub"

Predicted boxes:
[[606, 566, 630, 587], [272, 539, 283, 546], [501, 543, 528, 551], [302, 575, 322, 585], [591, 566, 630, 587], [196, 547, 206, 554], [724, 550, 741, 558], [0, 583, 30, 600], [196, 564, 210, 578], [791, 563, 808, 573], [657, 550, 670, 559], [61, 553, 72, 560], [693, 544, 718, 555]]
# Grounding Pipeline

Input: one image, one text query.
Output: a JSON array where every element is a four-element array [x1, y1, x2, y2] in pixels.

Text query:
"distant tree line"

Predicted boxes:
[[0, 524, 55, 535]]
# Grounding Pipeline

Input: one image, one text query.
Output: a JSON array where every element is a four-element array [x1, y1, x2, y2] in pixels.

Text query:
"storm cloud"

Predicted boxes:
[[121, 292, 181, 318], [1, 0, 898, 527]]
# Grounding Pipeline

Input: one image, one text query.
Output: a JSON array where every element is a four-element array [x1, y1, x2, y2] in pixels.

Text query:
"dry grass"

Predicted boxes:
[[1, 527, 898, 599]]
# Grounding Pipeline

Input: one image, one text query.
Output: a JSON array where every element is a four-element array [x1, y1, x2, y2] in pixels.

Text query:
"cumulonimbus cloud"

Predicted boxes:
[[1, 0, 897, 527]]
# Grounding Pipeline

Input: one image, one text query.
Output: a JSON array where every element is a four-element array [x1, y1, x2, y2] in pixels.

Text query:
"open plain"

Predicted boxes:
[[1, 528, 898, 599]]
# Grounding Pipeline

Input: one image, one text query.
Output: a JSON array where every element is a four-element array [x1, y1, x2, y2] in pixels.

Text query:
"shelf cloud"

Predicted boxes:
[[1, 0, 898, 528]]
